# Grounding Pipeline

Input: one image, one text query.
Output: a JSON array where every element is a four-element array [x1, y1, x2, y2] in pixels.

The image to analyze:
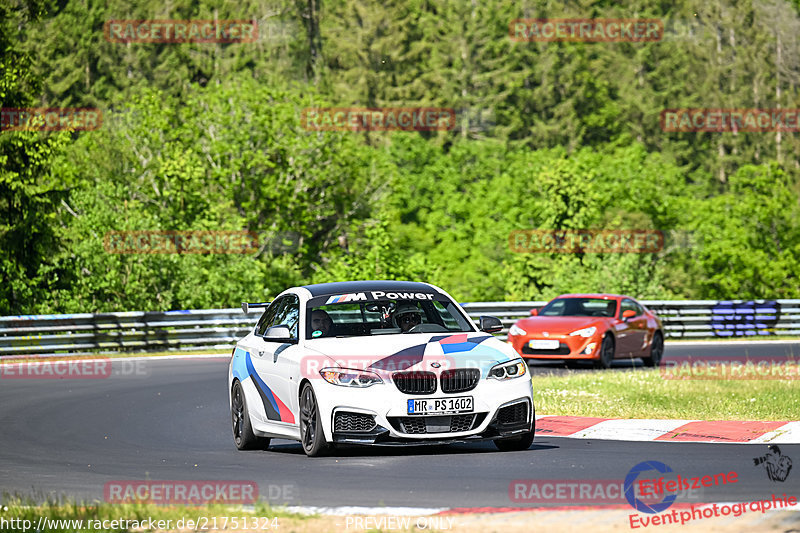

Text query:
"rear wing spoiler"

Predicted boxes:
[[241, 301, 270, 314]]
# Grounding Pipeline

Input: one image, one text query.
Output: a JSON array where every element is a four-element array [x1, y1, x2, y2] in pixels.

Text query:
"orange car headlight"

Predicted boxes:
[[508, 324, 526, 337], [569, 326, 597, 338]]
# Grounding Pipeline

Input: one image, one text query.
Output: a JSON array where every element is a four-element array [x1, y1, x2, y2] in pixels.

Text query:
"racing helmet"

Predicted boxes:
[[392, 302, 422, 328]]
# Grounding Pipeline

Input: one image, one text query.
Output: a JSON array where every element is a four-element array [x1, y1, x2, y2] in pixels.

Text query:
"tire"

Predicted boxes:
[[299, 383, 329, 457], [231, 381, 271, 450], [642, 331, 664, 367], [593, 334, 615, 369], [494, 429, 535, 452]]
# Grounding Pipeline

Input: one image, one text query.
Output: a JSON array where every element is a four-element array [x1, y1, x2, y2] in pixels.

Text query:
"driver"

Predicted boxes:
[[392, 302, 423, 332], [310, 309, 333, 337]]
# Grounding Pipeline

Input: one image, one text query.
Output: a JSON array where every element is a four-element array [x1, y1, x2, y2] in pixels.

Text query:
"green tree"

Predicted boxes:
[[46, 80, 391, 311], [687, 163, 800, 298], [0, 0, 72, 314]]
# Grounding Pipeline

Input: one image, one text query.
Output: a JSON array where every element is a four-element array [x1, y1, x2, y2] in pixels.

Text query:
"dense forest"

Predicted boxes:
[[2, 0, 800, 314]]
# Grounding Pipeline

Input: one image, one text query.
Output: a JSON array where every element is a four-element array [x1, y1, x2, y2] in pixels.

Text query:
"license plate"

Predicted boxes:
[[407, 396, 473, 415], [530, 339, 560, 350]]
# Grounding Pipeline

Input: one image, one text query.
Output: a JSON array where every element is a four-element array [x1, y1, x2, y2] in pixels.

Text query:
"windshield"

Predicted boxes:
[[539, 298, 617, 317], [306, 296, 474, 338]]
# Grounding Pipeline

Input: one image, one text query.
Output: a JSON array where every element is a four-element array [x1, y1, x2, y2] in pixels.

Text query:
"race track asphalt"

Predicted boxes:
[[0, 344, 796, 509]]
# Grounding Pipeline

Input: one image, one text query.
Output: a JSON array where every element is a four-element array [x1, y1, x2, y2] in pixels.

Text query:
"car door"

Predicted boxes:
[[614, 299, 635, 356], [628, 300, 651, 356], [238, 296, 292, 425], [619, 298, 648, 356], [251, 294, 300, 425]]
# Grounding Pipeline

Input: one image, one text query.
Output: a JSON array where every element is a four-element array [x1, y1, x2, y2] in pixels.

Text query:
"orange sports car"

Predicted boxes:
[[506, 294, 664, 369]]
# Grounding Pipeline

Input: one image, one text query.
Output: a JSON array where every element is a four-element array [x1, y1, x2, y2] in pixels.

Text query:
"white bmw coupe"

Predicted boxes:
[[228, 280, 534, 456]]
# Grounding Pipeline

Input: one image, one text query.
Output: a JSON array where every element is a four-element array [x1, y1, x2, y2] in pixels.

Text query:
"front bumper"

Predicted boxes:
[[311, 374, 534, 445], [508, 333, 602, 360]]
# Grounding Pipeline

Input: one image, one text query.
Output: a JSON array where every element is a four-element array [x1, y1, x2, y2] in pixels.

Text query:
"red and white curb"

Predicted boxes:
[[535, 415, 800, 444]]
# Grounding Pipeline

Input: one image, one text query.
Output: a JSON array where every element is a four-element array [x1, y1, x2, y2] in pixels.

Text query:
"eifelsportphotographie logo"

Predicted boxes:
[[753, 445, 793, 482], [104, 20, 258, 43], [625, 461, 679, 514], [624, 460, 738, 515]]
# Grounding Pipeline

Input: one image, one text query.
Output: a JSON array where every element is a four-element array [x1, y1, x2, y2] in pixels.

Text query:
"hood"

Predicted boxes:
[[516, 316, 605, 335], [303, 332, 518, 376]]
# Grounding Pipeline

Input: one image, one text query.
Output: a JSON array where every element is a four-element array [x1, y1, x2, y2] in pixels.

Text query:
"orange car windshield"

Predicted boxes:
[[539, 298, 617, 317]]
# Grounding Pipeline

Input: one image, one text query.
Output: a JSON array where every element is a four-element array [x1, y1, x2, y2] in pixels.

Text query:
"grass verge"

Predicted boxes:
[[532, 368, 800, 420]]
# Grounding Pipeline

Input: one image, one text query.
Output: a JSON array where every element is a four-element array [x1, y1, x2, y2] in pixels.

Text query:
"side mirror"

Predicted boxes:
[[263, 325, 292, 341], [530, 308, 539, 316], [479, 315, 503, 333], [622, 309, 636, 320]]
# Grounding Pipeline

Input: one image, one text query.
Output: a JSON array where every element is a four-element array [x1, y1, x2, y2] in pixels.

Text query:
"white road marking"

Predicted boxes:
[[570, 418, 697, 441], [284, 505, 447, 516], [750, 421, 800, 444]]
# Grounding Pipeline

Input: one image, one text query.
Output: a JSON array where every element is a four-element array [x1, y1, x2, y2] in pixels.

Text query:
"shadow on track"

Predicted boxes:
[[263, 441, 558, 458]]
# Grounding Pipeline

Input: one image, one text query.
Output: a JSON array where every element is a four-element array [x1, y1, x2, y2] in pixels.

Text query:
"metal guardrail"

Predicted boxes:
[[1, 300, 799, 357], [462, 300, 800, 339]]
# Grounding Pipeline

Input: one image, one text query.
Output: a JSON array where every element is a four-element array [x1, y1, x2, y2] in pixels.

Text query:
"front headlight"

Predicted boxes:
[[488, 359, 528, 380], [508, 324, 526, 337], [569, 326, 597, 338], [319, 368, 383, 387]]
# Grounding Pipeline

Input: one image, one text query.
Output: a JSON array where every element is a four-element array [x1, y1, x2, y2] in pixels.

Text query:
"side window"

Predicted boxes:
[[633, 301, 645, 316], [255, 298, 284, 336], [619, 299, 637, 319], [273, 295, 300, 339], [431, 300, 459, 329]]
